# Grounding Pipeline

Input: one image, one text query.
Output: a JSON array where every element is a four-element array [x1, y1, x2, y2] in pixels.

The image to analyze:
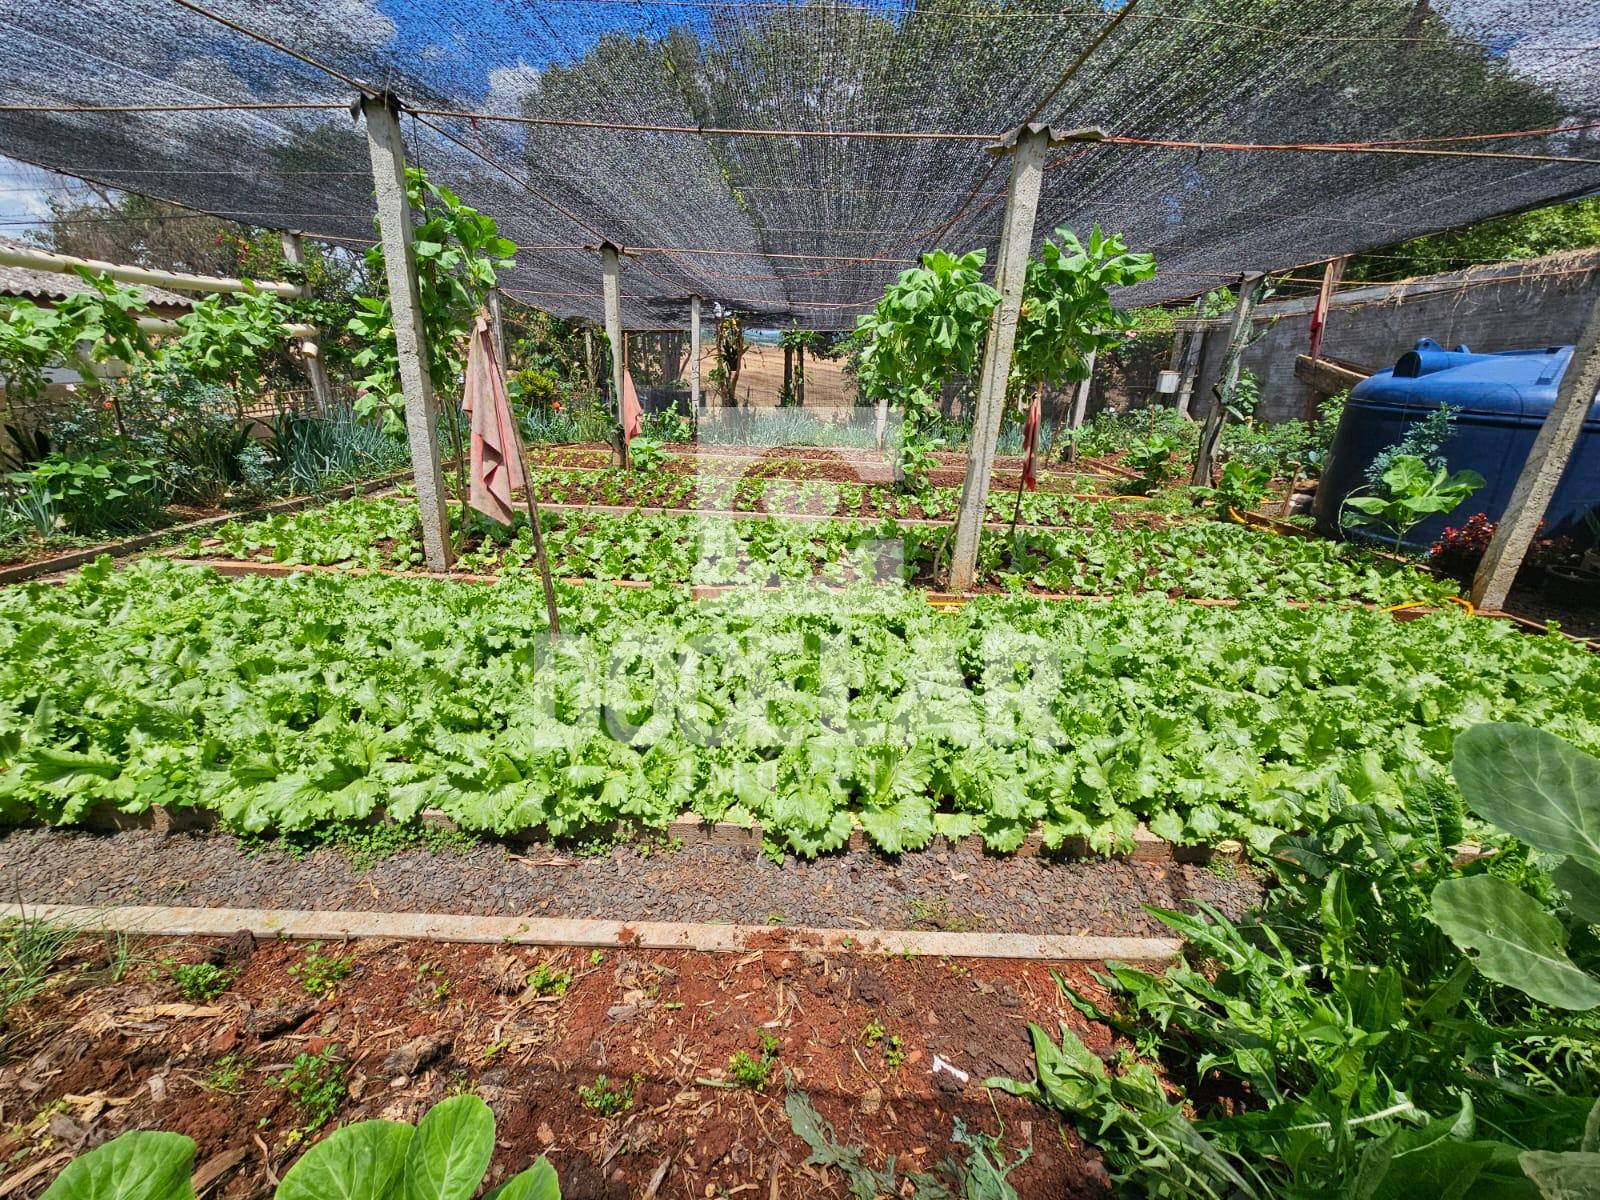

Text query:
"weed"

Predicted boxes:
[[289, 942, 354, 998], [765, 912, 787, 926], [271, 820, 475, 870], [729, 1032, 781, 1089], [275, 1046, 346, 1142], [0, 913, 77, 1023], [414, 962, 451, 1004], [578, 1073, 637, 1117], [1205, 857, 1240, 880], [528, 962, 572, 998], [204, 1053, 251, 1094], [862, 1021, 906, 1070], [165, 960, 234, 1003], [588, 949, 605, 967]]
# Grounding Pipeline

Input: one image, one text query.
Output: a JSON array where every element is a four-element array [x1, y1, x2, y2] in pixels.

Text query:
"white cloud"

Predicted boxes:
[[486, 62, 542, 115]]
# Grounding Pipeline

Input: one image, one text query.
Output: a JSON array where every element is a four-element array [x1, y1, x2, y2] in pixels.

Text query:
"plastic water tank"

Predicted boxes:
[[1313, 337, 1600, 551]]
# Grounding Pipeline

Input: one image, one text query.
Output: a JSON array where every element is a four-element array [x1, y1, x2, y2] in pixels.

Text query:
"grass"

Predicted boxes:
[[0, 913, 79, 1026]]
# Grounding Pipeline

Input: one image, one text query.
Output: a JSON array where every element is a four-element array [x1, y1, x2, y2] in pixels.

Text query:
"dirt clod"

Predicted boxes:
[[381, 1032, 452, 1077]]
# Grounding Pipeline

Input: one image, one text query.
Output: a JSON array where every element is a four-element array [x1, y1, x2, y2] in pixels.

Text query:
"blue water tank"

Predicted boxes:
[[1313, 338, 1600, 551]]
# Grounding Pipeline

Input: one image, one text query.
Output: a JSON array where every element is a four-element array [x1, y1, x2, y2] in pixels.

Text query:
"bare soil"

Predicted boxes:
[[0, 932, 1121, 1198]]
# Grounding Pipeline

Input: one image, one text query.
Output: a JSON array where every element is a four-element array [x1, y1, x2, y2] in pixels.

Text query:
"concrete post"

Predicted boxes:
[[360, 94, 452, 572], [1471, 291, 1600, 611], [278, 230, 334, 415], [487, 289, 507, 377], [690, 295, 702, 409], [600, 242, 625, 466], [948, 126, 1049, 593], [1070, 350, 1097, 430], [1191, 274, 1264, 486]]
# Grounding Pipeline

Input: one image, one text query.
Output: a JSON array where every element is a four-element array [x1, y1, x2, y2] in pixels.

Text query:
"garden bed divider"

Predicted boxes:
[[13, 902, 1182, 962]]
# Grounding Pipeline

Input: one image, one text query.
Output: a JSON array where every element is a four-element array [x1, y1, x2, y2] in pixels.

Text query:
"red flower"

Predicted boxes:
[[552, 401, 562, 412]]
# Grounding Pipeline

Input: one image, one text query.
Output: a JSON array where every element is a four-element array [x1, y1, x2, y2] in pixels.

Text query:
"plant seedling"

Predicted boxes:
[[528, 962, 572, 997], [290, 942, 354, 998], [579, 1073, 636, 1116], [274, 1045, 346, 1142], [728, 1032, 782, 1089], [165, 960, 234, 1003]]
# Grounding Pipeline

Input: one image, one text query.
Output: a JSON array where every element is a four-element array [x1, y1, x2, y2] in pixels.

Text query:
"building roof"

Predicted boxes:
[[0, 236, 195, 309]]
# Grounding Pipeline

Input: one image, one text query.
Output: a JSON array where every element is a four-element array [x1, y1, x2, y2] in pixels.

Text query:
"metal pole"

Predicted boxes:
[[1471, 291, 1600, 611], [278, 230, 334, 415], [690, 295, 702, 410], [0, 242, 300, 298], [487, 289, 507, 377], [360, 93, 453, 572], [1191, 274, 1264, 487], [600, 242, 626, 466], [948, 125, 1049, 593]]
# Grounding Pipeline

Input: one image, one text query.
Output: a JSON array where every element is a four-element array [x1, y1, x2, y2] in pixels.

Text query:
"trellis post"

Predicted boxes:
[[1191, 273, 1265, 486], [1471, 291, 1600, 611], [948, 124, 1050, 593], [278, 230, 334, 415], [487, 288, 507, 377], [690, 294, 702, 409], [360, 93, 452, 572], [600, 241, 626, 466]]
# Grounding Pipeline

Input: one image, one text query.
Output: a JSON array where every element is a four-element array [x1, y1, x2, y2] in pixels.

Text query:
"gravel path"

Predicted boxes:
[[0, 828, 1259, 937]]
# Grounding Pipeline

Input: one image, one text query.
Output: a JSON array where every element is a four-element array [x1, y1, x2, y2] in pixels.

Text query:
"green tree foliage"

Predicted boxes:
[[1346, 199, 1600, 283]]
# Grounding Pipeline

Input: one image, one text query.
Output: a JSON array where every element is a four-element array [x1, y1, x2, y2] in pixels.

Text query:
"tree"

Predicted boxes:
[[1344, 198, 1600, 283]]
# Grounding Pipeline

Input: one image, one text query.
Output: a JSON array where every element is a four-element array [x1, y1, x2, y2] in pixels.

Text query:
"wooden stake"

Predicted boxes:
[[1191, 274, 1265, 487]]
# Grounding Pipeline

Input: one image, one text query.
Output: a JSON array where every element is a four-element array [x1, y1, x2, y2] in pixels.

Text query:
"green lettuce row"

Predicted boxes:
[[0, 560, 1590, 857], [201, 496, 1459, 606]]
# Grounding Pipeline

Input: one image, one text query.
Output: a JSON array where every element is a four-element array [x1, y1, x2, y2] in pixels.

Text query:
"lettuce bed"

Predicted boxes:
[[1, 559, 1593, 856], [205, 495, 1461, 606]]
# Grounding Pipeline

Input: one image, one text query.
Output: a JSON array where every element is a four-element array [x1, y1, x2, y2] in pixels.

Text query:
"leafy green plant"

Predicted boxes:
[[578, 1073, 636, 1116], [991, 722, 1600, 1199], [204, 1052, 250, 1094], [527, 962, 571, 998], [349, 167, 516, 430], [1123, 431, 1184, 493], [289, 942, 355, 998], [39, 1095, 561, 1200], [1436, 723, 1600, 1010], [853, 248, 998, 490], [275, 1045, 347, 1140], [626, 436, 667, 472], [14, 452, 168, 535], [728, 1032, 782, 1089], [164, 960, 233, 1003], [1193, 459, 1273, 513], [1343, 454, 1485, 548]]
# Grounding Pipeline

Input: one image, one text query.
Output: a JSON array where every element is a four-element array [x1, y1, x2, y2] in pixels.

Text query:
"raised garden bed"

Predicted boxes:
[[0, 926, 1119, 1197]]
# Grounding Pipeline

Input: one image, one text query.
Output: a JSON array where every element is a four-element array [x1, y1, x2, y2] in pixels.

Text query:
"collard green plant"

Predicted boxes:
[[39, 1096, 560, 1200], [1011, 225, 1156, 402], [853, 248, 998, 490], [348, 167, 517, 430], [1436, 723, 1600, 1010], [1343, 454, 1484, 548]]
